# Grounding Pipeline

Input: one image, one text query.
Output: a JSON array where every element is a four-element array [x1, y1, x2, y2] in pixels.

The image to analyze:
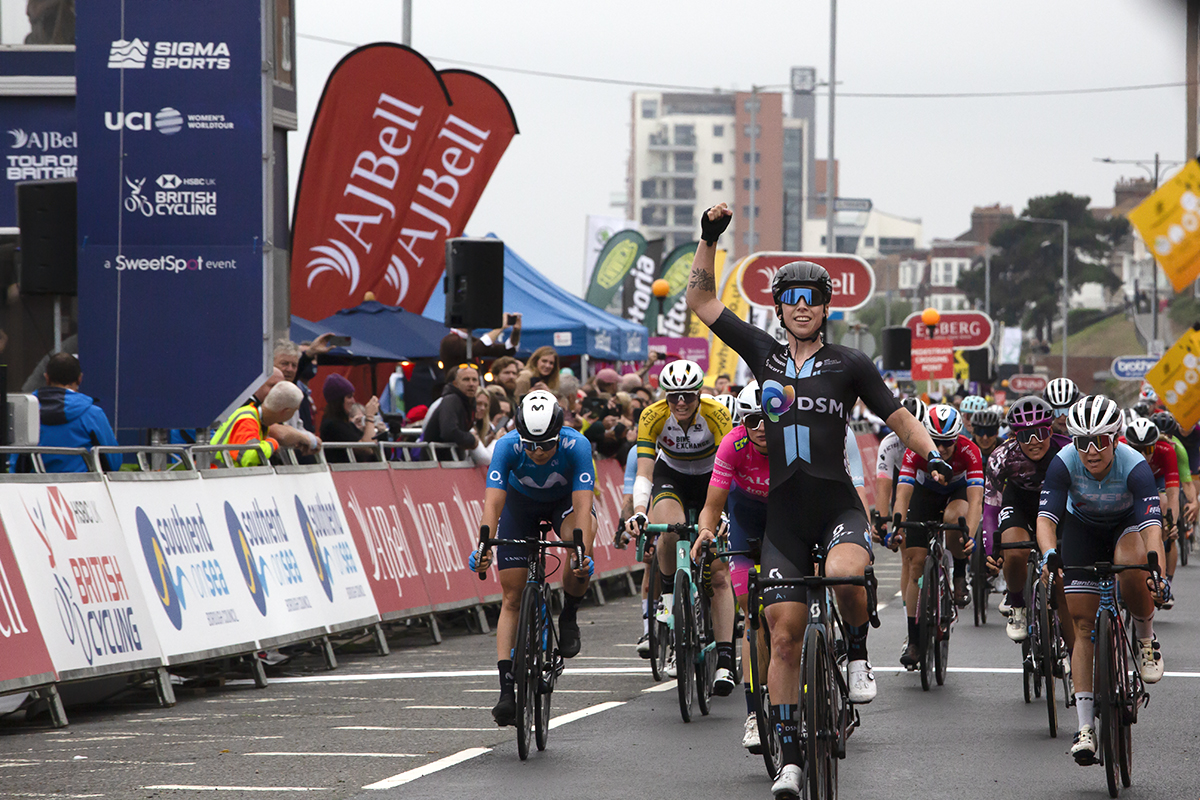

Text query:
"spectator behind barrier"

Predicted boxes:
[[273, 336, 328, 459], [10, 352, 121, 473], [423, 364, 482, 461], [438, 312, 522, 366], [514, 345, 559, 397], [488, 355, 522, 403], [320, 374, 381, 463], [210, 379, 302, 467]]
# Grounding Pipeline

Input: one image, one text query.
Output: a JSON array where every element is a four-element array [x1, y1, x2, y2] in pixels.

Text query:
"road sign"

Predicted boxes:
[[902, 310, 994, 350], [738, 252, 875, 312], [1111, 355, 1159, 381], [1008, 374, 1049, 393], [911, 339, 954, 380]]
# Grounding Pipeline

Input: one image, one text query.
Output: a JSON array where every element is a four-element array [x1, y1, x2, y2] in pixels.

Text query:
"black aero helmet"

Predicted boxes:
[[1151, 410, 1181, 439], [771, 261, 833, 304]]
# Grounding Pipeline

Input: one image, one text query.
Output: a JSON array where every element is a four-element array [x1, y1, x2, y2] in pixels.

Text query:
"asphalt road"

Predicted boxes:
[[1, 548, 1197, 800]]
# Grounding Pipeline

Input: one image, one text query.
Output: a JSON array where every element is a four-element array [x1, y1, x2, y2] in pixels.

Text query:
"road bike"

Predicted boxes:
[[635, 530, 672, 682], [755, 545, 881, 800], [644, 521, 716, 722], [476, 523, 584, 761], [970, 526, 989, 626], [894, 515, 968, 691], [994, 537, 1071, 736], [1048, 551, 1159, 798]]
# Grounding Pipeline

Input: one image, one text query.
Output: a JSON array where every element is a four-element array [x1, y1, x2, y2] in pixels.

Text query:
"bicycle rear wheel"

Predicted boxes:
[[535, 596, 553, 752], [1036, 578, 1058, 737], [918, 556, 936, 691], [648, 568, 665, 681], [1095, 611, 1119, 797], [751, 621, 781, 777], [936, 571, 952, 686], [971, 533, 987, 626], [675, 573, 696, 723], [1113, 621, 1133, 788], [514, 586, 538, 761], [803, 625, 837, 800]]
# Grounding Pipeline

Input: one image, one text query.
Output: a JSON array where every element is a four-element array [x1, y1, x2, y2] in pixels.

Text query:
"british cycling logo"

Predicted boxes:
[[294, 497, 333, 603], [135, 508, 184, 630], [108, 38, 231, 70], [225, 502, 268, 616], [124, 175, 217, 218]]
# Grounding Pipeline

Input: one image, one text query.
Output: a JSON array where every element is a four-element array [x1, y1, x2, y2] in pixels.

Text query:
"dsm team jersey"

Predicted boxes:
[[487, 428, 595, 501], [1038, 442, 1161, 529], [636, 395, 733, 475], [708, 308, 901, 489]]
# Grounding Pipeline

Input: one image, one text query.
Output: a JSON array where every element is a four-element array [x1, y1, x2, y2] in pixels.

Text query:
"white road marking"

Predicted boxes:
[[227, 667, 651, 686], [462, 688, 612, 694], [642, 680, 678, 693], [336, 726, 497, 732], [547, 701, 625, 729], [363, 747, 491, 790], [245, 752, 420, 758], [894, 590, 904, 597], [404, 705, 491, 710], [144, 786, 320, 792]]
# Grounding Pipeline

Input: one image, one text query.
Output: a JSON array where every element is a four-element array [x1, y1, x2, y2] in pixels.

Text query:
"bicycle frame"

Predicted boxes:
[[896, 516, 966, 690]]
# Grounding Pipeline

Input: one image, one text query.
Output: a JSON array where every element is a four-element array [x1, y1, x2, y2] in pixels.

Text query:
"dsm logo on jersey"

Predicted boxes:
[[295, 497, 333, 602], [135, 507, 183, 630], [226, 502, 267, 616]]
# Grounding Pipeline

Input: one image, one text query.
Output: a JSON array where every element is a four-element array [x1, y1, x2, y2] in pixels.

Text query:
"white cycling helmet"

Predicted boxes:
[[961, 395, 988, 414], [659, 359, 705, 392], [1066, 394, 1123, 437], [736, 381, 762, 418], [901, 396, 928, 427], [1043, 377, 1080, 410], [515, 390, 564, 442], [1125, 416, 1160, 448], [1139, 383, 1158, 404], [715, 392, 738, 420]]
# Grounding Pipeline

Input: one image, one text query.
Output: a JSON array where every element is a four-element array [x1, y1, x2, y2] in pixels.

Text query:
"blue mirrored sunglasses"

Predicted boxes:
[[777, 286, 828, 306]]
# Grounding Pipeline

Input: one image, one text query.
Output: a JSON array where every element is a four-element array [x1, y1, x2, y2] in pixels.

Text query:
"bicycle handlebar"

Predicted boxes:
[[474, 525, 585, 580], [757, 566, 882, 629], [892, 514, 969, 534], [1045, 549, 1159, 577], [644, 522, 697, 534]]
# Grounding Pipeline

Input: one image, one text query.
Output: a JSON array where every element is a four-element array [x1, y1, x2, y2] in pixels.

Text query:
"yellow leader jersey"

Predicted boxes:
[[636, 396, 733, 475]]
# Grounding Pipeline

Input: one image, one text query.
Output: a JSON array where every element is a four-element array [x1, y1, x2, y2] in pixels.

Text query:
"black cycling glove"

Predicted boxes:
[[927, 451, 954, 482], [700, 207, 731, 244]]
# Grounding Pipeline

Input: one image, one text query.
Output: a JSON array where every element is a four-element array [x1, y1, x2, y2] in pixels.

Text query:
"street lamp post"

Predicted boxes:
[[826, 0, 837, 255], [1015, 217, 1069, 378]]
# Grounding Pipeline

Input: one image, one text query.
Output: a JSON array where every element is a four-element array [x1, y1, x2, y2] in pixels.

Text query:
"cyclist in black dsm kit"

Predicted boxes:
[[686, 203, 953, 800]]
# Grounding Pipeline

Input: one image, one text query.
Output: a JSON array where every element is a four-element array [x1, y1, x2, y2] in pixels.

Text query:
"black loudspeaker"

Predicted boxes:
[[17, 179, 77, 295], [444, 237, 503, 329], [881, 326, 911, 371], [961, 348, 990, 382]]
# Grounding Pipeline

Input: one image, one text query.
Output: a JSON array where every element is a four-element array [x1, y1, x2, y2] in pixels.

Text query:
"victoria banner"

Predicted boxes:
[[291, 45, 450, 321], [364, 70, 519, 312], [653, 241, 699, 338], [76, 0, 269, 430]]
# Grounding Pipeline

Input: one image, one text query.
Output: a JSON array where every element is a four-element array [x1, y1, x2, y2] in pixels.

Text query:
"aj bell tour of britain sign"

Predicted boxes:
[[76, 0, 269, 430], [737, 252, 875, 312]]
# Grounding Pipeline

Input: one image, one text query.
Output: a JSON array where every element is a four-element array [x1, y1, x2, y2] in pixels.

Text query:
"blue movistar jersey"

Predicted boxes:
[[623, 445, 638, 495], [1038, 442, 1161, 530], [487, 428, 596, 501]]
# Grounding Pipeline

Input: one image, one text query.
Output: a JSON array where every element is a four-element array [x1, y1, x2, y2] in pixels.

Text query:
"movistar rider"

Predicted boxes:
[[472, 391, 597, 727]]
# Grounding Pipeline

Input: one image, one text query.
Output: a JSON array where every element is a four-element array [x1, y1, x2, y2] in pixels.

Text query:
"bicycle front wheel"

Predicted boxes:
[[695, 571, 716, 716], [971, 534, 987, 626], [514, 585, 539, 761], [1036, 578, 1058, 737], [649, 568, 665, 681], [1095, 611, 1119, 798], [803, 625, 837, 800], [675, 573, 696, 722], [751, 619, 781, 778], [918, 556, 936, 691], [535, 596, 553, 751]]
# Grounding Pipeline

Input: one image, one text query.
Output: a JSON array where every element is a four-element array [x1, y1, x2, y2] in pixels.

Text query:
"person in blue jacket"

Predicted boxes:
[[18, 353, 121, 472]]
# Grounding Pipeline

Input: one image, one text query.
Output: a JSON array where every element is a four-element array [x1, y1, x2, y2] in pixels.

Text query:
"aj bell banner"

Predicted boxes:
[[0, 97, 76, 227], [76, 0, 268, 430]]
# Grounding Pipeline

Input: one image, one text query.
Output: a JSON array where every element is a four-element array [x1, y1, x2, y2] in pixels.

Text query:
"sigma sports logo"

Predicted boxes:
[[135, 508, 183, 630], [225, 502, 268, 616], [294, 497, 334, 603], [108, 38, 231, 70], [306, 239, 362, 295]]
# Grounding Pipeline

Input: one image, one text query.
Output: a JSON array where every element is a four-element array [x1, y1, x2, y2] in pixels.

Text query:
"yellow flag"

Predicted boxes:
[[1126, 160, 1200, 292], [953, 350, 970, 383], [1145, 325, 1200, 429]]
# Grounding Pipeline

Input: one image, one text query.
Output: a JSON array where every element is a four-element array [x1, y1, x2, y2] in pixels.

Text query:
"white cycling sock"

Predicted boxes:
[[1131, 612, 1153, 640], [1075, 692, 1094, 730]]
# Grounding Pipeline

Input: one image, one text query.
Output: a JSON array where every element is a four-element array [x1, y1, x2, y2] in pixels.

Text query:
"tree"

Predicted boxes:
[[958, 193, 1128, 338], [851, 294, 914, 346]]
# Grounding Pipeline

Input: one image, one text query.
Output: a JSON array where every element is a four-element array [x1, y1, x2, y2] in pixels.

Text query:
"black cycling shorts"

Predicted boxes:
[[904, 483, 969, 550], [760, 471, 872, 607], [1059, 510, 1141, 596], [998, 485, 1040, 539], [495, 492, 594, 571], [651, 459, 710, 516]]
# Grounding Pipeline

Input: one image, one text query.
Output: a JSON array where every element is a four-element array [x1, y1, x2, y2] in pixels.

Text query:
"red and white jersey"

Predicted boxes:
[[898, 435, 984, 495]]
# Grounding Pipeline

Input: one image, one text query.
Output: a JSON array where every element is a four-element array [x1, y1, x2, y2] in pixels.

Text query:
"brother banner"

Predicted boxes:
[[0, 480, 164, 680], [76, 0, 268, 430]]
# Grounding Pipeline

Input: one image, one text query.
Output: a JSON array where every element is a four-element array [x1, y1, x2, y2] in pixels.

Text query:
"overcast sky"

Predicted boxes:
[[292, 0, 1186, 295]]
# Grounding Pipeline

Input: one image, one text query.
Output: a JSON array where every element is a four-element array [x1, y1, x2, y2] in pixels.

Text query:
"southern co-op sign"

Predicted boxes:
[[737, 252, 875, 311]]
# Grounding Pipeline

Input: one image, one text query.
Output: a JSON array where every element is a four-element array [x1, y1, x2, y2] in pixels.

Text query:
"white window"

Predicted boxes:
[[898, 259, 924, 289], [930, 259, 958, 287]]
